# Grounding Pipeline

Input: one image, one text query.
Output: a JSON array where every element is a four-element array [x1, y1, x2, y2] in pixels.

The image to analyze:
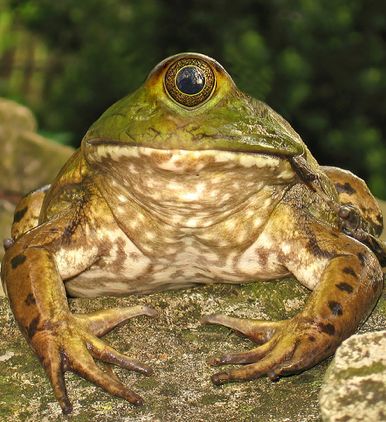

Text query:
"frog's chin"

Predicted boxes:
[[84, 139, 292, 173]]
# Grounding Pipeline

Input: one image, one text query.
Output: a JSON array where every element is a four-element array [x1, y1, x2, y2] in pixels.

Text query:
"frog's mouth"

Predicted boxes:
[[85, 135, 304, 158]]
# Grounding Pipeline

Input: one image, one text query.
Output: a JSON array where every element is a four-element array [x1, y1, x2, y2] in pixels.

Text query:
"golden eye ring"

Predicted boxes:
[[164, 58, 216, 107]]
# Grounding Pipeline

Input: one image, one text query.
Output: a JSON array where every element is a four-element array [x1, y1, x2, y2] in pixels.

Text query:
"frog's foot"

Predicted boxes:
[[201, 314, 334, 385], [32, 305, 157, 414]]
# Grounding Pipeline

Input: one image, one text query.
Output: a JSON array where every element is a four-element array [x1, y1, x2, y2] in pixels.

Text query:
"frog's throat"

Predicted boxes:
[[84, 143, 297, 229]]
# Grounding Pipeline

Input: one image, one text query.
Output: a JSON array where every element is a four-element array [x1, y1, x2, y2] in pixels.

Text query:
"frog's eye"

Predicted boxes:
[[164, 58, 215, 107]]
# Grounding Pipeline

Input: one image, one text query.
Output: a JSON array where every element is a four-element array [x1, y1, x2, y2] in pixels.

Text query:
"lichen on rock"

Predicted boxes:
[[319, 330, 386, 422]]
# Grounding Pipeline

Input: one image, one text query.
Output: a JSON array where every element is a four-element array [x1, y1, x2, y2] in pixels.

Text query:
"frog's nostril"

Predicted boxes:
[[164, 57, 215, 107]]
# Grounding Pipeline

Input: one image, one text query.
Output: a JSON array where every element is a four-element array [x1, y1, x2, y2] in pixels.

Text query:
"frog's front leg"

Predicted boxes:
[[2, 214, 156, 414], [202, 204, 383, 384]]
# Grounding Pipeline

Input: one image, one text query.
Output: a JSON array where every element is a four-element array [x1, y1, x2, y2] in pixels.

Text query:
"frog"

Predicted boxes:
[[2, 53, 385, 415]]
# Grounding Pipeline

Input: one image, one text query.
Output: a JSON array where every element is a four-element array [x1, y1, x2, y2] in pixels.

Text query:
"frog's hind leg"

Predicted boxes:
[[10, 184, 51, 241], [202, 201, 383, 384], [2, 202, 157, 413], [323, 166, 383, 236]]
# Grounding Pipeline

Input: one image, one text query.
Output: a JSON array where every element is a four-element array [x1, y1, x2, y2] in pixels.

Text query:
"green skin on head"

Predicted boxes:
[[84, 53, 304, 155], [2, 52, 384, 415]]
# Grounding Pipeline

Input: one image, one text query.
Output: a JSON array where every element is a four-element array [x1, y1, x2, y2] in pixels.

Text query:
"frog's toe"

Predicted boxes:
[[208, 340, 275, 366], [77, 305, 158, 337], [212, 363, 271, 385], [43, 342, 73, 414], [87, 335, 153, 375], [201, 313, 281, 343], [67, 342, 144, 406], [210, 336, 297, 385], [34, 311, 153, 413]]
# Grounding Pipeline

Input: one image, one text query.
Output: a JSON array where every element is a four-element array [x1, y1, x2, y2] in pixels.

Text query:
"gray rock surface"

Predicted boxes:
[[0, 97, 74, 194], [320, 330, 386, 422], [1, 279, 385, 421]]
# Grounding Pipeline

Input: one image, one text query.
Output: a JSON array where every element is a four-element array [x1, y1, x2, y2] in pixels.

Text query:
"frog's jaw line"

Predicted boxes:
[[85, 143, 295, 175]]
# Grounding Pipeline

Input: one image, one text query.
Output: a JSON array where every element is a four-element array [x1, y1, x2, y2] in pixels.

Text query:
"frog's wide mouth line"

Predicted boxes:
[[85, 138, 299, 158], [84, 139, 298, 175]]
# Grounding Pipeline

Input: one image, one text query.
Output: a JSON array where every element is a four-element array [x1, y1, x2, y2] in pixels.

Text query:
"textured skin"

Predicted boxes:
[[2, 53, 384, 414]]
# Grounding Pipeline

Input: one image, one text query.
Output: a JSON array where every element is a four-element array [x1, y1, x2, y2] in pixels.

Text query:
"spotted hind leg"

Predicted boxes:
[[202, 197, 383, 385], [203, 244, 382, 384]]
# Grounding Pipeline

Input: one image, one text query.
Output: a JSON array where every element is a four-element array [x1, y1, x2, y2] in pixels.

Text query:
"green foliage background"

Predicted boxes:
[[1, 0, 386, 197]]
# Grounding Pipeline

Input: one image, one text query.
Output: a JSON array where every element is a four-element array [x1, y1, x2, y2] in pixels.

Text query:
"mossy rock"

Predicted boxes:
[[1, 278, 385, 421], [320, 330, 386, 422]]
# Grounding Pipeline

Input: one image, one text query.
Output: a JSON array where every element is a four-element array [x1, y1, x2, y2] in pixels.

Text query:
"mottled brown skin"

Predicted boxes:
[[2, 53, 384, 414]]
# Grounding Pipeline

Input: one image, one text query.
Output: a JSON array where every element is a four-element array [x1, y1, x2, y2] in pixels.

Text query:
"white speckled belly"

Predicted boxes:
[[65, 147, 296, 297], [65, 232, 290, 297]]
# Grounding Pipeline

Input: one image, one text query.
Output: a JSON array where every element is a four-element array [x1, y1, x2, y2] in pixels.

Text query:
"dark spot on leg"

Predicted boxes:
[[308, 335, 316, 342], [318, 322, 335, 335], [25, 293, 36, 306], [114, 237, 131, 271], [357, 252, 366, 266], [61, 192, 88, 244], [258, 249, 269, 266], [13, 206, 28, 223], [306, 236, 335, 259], [342, 267, 357, 277], [336, 282, 354, 293], [374, 223, 383, 237], [3, 238, 14, 250], [328, 301, 343, 316], [27, 316, 40, 338], [335, 182, 356, 195], [11, 254, 27, 269]]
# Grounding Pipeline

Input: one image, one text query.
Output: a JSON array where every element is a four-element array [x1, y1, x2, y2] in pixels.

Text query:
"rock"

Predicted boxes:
[[0, 98, 74, 267], [0, 97, 74, 194], [0, 98, 37, 133], [319, 330, 386, 422], [0, 279, 385, 421]]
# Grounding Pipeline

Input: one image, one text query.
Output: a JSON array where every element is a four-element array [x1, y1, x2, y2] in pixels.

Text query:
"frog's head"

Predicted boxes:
[[83, 53, 305, 166]]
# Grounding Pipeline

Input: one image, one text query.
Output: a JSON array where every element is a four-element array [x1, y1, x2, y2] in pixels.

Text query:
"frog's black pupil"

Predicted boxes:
[[175, 66, 205, 95]]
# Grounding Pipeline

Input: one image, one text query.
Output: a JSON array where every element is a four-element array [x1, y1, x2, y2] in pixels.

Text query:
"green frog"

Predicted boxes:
[[2, 53, 384, 414]]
